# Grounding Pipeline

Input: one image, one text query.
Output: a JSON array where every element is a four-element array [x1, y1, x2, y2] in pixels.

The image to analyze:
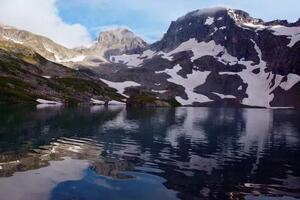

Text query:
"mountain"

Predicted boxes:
[[0, 25, 147, 67], [98, 7, 300, 108], [0, 7, 300, 108], [0, 24, 82, 63], [0, 38, 124, 105], [75, 28, 148, 67], [91, 28, 147, 57]]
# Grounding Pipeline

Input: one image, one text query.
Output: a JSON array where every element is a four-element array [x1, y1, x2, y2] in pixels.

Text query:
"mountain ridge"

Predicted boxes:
[[0, 7, 299, 108]]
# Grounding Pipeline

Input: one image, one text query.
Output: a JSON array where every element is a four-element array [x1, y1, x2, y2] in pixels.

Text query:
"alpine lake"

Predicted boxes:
[[0, 105, 299, 200]]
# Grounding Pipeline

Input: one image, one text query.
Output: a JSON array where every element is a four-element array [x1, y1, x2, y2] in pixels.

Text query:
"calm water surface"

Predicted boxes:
[[0, 105, 299, 200]]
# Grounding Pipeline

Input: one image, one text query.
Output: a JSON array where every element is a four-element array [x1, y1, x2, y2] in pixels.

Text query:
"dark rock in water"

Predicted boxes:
[[126, 94, 172, 107]]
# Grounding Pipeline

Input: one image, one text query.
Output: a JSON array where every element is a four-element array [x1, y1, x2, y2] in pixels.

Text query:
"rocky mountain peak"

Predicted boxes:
[[98, 28, 139, 42], [151, 7, 233, 51], [151, 7, 292, 52], [227, 9, 264, 25], [93, 28, 147, 55]]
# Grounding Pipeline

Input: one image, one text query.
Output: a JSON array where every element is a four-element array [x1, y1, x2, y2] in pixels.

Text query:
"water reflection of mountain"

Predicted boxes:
[[0, 106, 299, 199]]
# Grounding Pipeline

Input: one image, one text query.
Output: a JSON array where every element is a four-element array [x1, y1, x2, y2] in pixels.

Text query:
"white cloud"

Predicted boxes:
[[0, 0, 92, 48]]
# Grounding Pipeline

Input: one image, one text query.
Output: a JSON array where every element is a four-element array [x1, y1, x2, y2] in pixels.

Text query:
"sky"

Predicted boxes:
[[0, 0, 299, 48]]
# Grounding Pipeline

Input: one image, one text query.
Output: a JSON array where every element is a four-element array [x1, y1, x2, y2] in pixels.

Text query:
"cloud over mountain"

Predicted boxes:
[[0, 0, 92, 48]]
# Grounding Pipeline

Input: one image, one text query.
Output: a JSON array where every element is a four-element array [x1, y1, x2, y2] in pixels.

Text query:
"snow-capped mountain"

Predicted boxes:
[[0, 7, 299, 108], [100, 7, 300, 108]]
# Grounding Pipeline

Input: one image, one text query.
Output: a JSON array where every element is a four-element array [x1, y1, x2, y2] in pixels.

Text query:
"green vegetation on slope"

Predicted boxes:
[[0, 77, 37, 104], [55, 77, 124, 101]]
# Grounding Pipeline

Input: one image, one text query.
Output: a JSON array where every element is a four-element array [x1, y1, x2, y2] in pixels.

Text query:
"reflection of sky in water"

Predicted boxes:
[[50, 169, 177, 200], [0, 158, 88, 200], [0, 106, 299, 199]]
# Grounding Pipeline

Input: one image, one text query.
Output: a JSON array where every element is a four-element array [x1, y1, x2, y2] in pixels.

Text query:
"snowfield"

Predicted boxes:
[[90, 98, 105, 105], [108, 36, 300, 107], [110, 50, 155, 67], [156, 64, 212, 105], [280, 74, 300, 91], [36, 99, 62, 105], [270, 26, 300, 47], [205, 17, 215, 25], [36, 99, 63, 109], [100, 78, 141, 97], [60, 55, 86, 63]]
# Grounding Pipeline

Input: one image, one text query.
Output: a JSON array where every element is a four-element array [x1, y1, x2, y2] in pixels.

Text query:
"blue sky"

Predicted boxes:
[[0, 0, 299, 48], [56, 0, 300, 43]]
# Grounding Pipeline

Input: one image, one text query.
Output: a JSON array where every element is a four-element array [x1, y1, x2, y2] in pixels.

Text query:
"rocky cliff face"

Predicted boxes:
[[94, 28, 147, 56]]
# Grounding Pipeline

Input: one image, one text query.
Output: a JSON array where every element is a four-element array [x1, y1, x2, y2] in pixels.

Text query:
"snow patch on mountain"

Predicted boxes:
[[280, 74, 300, 90], [152, 89, 168, 94], [111, 54, 144, 66], [213, 92, 236, 99], [205, 17, 215, 25], [270, 26, 300, 47], [36, 99, 63, 105], [90, 98, 105, 105], [111, 38, 239, 67], [156, 64, 211, 105], [242, 23, 267, 29], [60, 55, 86, 63], [219, 40, 285, 108], [100, 78, 141, 97], [110, 49, 155, 67], [108, 34, 299, 107], [164, 38, 241, 66], [162, 39, 223, 61]]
